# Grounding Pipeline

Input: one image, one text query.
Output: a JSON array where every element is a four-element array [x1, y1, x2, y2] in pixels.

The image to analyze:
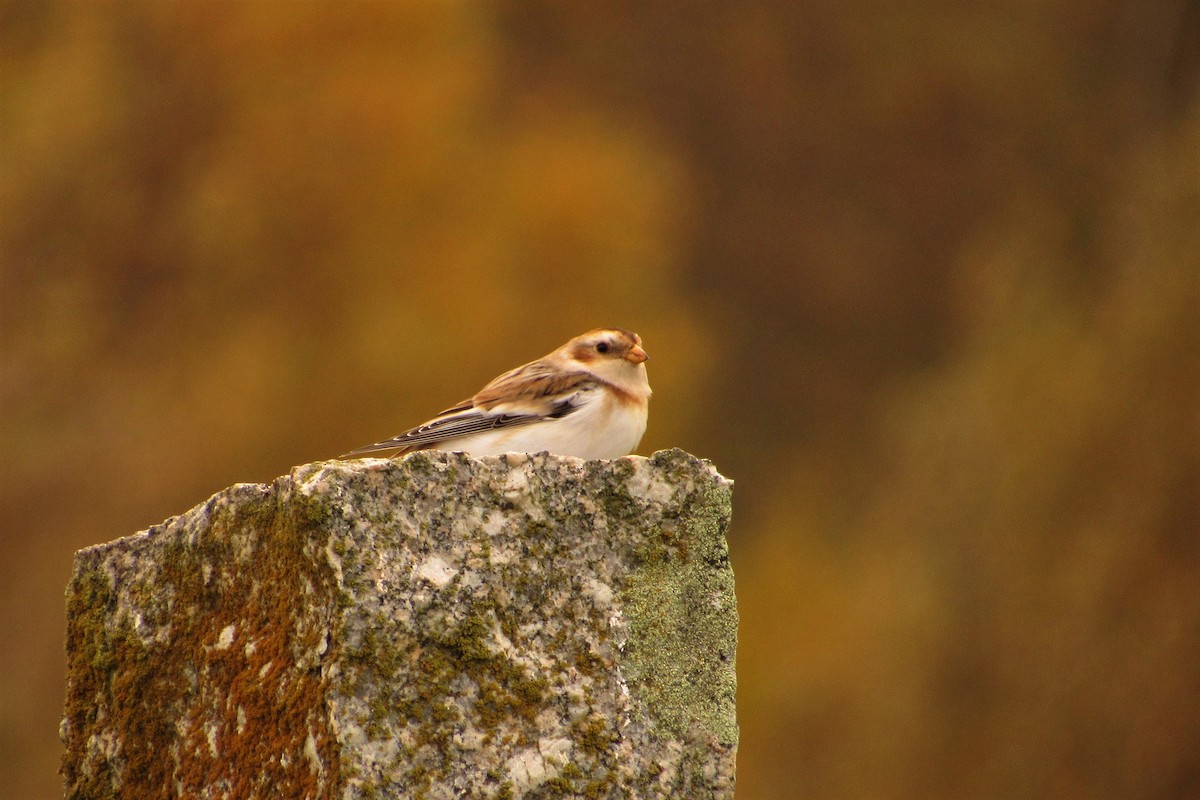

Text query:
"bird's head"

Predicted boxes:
[[561, 328, 651, 396]]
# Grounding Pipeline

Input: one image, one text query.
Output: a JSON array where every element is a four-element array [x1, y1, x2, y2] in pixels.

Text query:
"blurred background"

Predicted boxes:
[[3, 2, 1199, 798]]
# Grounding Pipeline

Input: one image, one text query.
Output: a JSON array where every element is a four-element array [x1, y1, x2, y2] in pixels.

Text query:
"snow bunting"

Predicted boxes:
[[344, 328, 651, 460]]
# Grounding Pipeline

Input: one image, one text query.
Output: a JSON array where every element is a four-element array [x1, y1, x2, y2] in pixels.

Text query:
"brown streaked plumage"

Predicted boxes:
[[343, 328, 651, 460]]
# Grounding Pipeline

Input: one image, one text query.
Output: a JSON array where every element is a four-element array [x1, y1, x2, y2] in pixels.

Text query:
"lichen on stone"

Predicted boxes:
[[63, 449, 737, 800]]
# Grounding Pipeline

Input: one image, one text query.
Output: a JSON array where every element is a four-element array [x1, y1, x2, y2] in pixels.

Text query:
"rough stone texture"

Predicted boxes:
[[62, 448, 737, 800]]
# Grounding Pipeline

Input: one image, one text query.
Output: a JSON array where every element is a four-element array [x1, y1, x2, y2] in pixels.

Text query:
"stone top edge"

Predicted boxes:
[[295, 447, 731, 488], [322, 446, 726, 475], [75, 448, 729, 558]]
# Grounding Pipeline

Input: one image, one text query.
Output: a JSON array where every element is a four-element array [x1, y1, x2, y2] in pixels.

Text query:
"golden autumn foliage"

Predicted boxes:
[[2, 3, 1198, 798]]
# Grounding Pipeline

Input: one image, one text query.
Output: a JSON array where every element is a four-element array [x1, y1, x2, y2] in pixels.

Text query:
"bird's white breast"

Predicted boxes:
[[432, 387, 647, 460]]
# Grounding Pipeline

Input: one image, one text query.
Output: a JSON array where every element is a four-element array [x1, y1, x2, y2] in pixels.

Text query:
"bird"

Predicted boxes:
[[343, 327, 651, 460]]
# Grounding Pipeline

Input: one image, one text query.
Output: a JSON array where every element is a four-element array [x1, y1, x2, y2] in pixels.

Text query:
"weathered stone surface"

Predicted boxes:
[[62, 448, 737, 799]]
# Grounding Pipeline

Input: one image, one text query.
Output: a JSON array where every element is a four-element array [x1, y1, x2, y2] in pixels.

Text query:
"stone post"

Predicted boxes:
[[62, 449, 737, 799]]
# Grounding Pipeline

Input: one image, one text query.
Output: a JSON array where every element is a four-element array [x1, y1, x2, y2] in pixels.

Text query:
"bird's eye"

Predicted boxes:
[[596, 342, 610, 354]]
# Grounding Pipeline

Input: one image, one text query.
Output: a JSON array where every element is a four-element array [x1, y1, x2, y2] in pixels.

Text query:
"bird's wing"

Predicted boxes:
[[342, 364, 596, 457], [342, 408, 543, 455], [471, 360, 595, 409]]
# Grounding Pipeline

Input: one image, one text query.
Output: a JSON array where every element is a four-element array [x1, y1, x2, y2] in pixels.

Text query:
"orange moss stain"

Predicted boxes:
[[63, 491, 342, 800]]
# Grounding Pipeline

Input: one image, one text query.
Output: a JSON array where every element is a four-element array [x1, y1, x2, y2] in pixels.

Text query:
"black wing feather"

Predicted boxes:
[[343, 393, 583, 456]]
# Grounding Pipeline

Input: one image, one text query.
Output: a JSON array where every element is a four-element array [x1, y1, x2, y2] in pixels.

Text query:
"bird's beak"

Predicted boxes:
[[625, 345, 649, 364]]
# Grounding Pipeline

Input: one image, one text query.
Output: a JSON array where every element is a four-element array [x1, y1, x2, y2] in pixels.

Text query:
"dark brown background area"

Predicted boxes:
[[3, 3, 1199, 798]]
